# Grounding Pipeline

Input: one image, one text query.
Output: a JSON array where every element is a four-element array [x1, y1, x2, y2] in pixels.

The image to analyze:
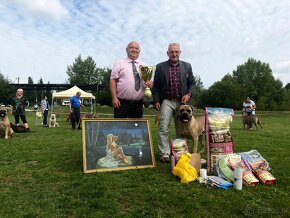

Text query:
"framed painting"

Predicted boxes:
[[82, 118, 156, 173]]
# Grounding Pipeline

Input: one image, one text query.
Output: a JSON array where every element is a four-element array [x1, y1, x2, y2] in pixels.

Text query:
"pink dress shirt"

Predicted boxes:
[[111, 57, 146, 101]]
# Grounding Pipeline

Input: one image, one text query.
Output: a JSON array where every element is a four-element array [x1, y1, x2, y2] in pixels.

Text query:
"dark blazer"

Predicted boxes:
[[152, 60, 195, 104]]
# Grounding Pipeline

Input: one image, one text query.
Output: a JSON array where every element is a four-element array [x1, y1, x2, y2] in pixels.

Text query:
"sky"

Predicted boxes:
[[0, 0, 290, 88]]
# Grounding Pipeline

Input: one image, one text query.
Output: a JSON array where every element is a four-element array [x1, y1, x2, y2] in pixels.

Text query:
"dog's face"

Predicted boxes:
[[0, 108, 7, 119], [177, 105, 194, 123], [50, 114, 56, 120]]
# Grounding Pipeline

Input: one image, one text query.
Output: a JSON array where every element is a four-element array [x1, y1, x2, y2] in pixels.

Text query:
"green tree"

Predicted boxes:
[[201, 74, 243, 109], [38, 77, 43, 84], [232, 58, 284, 110], [66, 55, 99, 84], [280, 89, 290, 110], [66, 55, 112, 105], [28, 76, 34, 84], [0, 72, 14, 105], [191, 75, 205, 108]]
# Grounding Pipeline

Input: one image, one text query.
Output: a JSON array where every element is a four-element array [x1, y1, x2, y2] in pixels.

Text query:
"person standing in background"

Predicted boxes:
[[11, 88, 30, 129], [69, 92, 82, 130], [242, 96, 256, 129], [41, 96, 49, 127]]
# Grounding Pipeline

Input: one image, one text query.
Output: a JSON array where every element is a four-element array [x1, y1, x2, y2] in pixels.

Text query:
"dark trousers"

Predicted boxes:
[[72, 107, 80, 129], [114, 98, 143, 118], [247, 111, 253, 128], [14, 114, 27, 124], [43, 110, 48, 126]]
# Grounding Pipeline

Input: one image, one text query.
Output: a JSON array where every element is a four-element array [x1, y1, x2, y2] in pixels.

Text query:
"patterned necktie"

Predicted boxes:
[[132, 61, 141, 91]]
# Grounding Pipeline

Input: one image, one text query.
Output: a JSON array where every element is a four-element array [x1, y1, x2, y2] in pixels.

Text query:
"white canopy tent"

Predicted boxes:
[[52, 85, 95, 112]]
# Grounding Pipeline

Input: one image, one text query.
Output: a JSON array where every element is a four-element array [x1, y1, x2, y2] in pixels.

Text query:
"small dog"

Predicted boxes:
[[176, 104, 205, 153], [154, 111, 160, 126], [0, 108, 14, 139], [77, 112, 98, 129], [66, 112, 72, 124], [49, 114, 60, 127], [242, 111, 262, 130]]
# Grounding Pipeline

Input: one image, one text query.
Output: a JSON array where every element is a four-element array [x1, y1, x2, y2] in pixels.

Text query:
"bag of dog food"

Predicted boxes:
[[217, 154, 259, 186], [241, 150, 276, 185], [226, 154, 259, 186], [171, 138, 188, 165], [205, 107, 235, 173]]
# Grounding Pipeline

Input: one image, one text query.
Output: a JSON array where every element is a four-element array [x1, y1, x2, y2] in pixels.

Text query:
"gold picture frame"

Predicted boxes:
[[82, 118, 156, 173]]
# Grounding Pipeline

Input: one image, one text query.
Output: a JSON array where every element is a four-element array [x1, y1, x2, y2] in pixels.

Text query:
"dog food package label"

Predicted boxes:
[[206, 108, 234, 133], [171, 139, 188, 165], [208, 143, 234, 173], [241, 150, 270, 170], [205, 108, 235, 173], [210, 131, 232, 143], [255, 170, 276, 185], [242, 171, 259, 186], [225, 154, 259, 186], [226, 154, 242, 169]]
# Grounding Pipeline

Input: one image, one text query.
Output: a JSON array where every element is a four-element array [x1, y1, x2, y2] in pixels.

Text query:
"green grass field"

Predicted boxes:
[[0, 107, 289, 217]]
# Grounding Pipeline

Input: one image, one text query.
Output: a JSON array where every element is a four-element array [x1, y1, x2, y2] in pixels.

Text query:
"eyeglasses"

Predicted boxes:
[[169, 43, 180, 46]]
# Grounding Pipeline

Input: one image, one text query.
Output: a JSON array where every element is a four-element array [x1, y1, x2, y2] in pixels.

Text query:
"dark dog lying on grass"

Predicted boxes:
[[77, 112, 98, 129], [10, 123, 30, 133], [242, 111, 262, 130]]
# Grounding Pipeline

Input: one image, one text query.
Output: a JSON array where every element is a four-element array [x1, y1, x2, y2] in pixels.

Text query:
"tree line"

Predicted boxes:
[[1, 55, 290, 110]]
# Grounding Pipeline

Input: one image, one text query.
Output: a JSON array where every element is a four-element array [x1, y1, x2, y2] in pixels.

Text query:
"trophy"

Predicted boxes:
[[140, 66, 155, 99]]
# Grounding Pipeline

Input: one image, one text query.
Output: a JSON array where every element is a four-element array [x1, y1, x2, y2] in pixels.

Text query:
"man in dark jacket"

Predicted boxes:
[[152, 43, 195, 162]]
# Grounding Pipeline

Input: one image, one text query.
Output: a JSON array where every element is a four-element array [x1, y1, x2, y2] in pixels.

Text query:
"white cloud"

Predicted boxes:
[[10, 0, 69, 21], [0, 0, 290, 87]]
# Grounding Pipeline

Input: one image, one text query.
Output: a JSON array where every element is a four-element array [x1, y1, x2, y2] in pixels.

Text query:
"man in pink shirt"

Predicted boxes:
[[110, 41, 152, 118]]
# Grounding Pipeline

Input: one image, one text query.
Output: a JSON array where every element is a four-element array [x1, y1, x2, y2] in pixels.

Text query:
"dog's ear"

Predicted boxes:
[[190, 105, 196, 112]]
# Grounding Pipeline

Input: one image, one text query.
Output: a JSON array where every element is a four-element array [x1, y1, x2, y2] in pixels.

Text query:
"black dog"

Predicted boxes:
[[10, 123, 30, 133]]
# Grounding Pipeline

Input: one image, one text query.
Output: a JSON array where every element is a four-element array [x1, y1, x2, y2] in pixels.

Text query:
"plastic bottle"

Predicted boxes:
[[234, 166, 243, 190]]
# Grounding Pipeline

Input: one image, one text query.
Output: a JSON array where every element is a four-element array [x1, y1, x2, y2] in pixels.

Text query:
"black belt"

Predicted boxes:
[[166, 97, 181, 101], [119, 98, 143, 103]]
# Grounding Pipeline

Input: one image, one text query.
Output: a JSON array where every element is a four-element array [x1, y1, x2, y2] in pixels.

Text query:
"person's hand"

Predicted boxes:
[[145, 80, 153, 89], [112, 97, 121, 109], [181, 94, 191, 104], [155, 102, 160, 111]]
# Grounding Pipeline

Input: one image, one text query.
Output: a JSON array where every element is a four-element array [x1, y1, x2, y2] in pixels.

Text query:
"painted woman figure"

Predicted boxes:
[[11, 88, 29, 129], [98, 134, 128, 168]]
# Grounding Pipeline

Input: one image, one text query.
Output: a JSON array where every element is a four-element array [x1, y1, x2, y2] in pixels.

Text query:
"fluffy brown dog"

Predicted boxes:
[[176, 104, 205, 153], [0, 108, 14, 139], [242, 111, 262, 130]]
